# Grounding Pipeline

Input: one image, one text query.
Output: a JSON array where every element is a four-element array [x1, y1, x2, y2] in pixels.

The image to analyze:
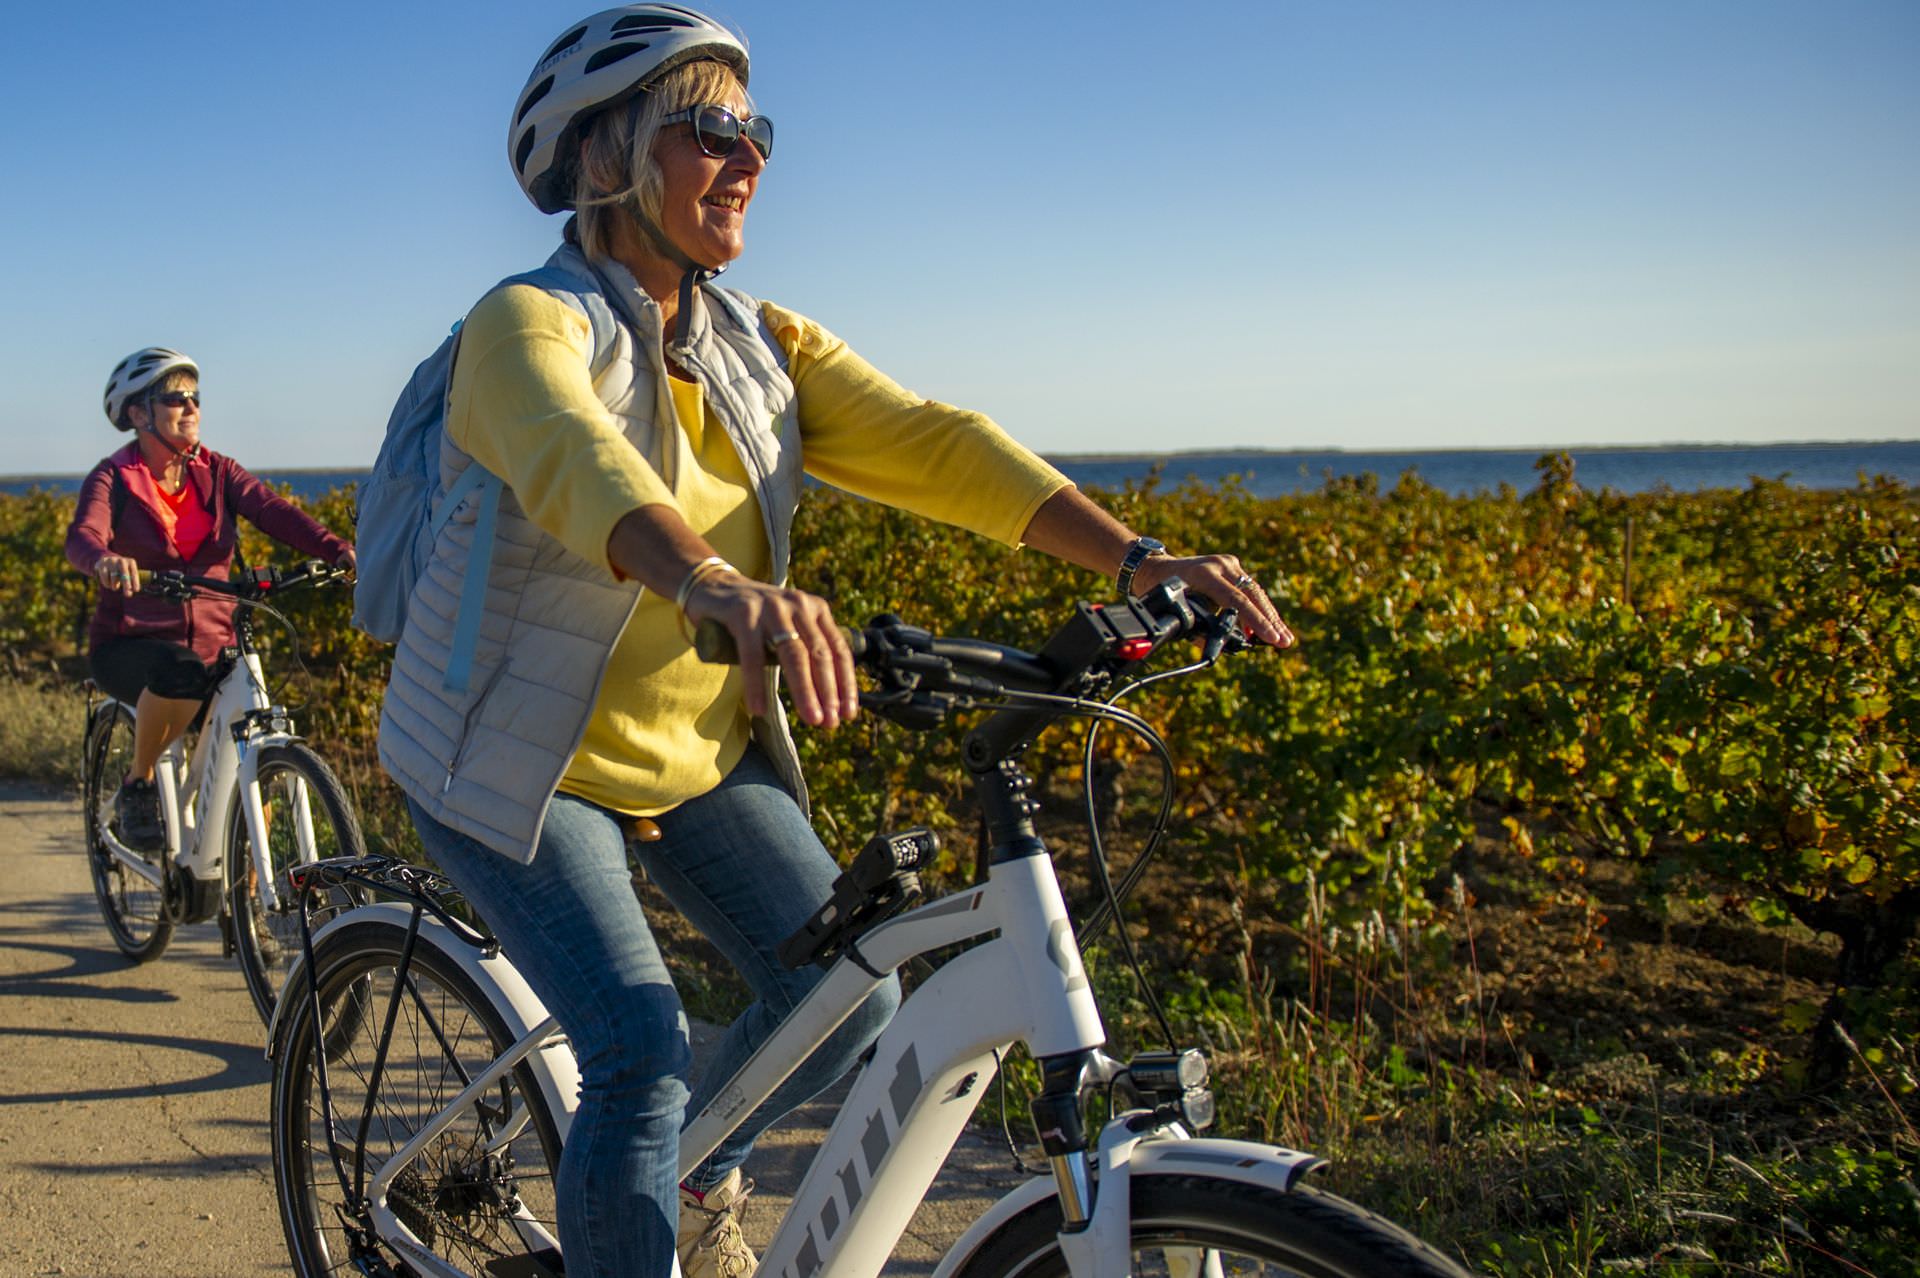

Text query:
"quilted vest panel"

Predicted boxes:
[[378, 245, 806, 862]]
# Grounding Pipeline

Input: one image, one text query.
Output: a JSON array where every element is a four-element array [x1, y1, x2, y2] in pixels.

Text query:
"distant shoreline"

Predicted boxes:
[[1042, 439, 1918, 465], [7, 438, 1915, 486]]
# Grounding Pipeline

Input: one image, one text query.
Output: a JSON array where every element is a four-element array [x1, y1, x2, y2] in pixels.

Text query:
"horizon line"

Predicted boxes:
[[5, 437, 1916, 484]]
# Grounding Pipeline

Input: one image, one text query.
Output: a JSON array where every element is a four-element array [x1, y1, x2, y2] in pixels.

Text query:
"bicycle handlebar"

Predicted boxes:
[[695, 578, 1252, 734], [142, 559, 350, 603]]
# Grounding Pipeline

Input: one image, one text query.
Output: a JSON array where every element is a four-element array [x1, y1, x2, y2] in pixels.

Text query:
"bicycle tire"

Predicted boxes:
[[227, 742, 366, 1022], [950, 1172, 1472, 1278], [271, 917, 565, 1278], [82, 701, 173, 961]]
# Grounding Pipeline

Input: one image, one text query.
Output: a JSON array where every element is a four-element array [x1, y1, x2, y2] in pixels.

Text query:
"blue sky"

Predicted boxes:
[[3, 0, 1915, 474]]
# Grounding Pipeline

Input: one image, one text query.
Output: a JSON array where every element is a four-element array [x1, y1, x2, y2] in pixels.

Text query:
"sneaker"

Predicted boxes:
[[250, 911, 285, 966], [677, 1169, 756, 1278], [114, 776, 165, 853]]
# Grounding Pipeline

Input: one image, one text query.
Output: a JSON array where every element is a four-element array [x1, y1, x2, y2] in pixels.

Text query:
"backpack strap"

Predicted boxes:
[[440, 465, 502, 695], [433, 274, 619, 695], [430, 320, 503, 695], [109, 465, 130, 526]]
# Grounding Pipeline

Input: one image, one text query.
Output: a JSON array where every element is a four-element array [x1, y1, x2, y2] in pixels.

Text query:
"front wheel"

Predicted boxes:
[[228, 742, 365, 1022], [82, 701, 173, 962], [950, 1173, 1472, 1278]]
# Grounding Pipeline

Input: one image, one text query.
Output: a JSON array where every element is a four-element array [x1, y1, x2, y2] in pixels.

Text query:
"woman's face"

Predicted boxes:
[[652, 82, 764, 270], [129, 381, 201, 453]]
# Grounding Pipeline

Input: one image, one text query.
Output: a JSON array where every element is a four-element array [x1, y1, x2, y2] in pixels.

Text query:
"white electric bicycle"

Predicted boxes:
[[266, 582, 1471, 1277], [81, 560, 365, 1021]]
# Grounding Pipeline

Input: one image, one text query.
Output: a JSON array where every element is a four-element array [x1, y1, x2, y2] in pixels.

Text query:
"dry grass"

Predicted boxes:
[[0, 677, 85, 788]]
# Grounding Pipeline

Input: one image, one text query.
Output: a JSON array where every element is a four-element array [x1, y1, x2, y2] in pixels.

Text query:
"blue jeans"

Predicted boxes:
[[407, 747, 900, 1278]]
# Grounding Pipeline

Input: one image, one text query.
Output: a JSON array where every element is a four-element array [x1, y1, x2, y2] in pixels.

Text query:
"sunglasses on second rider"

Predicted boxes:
[[153, 390, 200, 410], [662, 104, 774, 162]]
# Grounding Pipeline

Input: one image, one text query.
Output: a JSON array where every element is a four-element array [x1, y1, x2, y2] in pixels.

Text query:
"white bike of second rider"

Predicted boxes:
[[83, 563, 363, 1020]]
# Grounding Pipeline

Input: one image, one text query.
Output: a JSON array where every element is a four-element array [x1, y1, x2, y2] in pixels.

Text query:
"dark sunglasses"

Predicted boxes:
[[154, 390, 200, 409], [662, 104, 773, 162]]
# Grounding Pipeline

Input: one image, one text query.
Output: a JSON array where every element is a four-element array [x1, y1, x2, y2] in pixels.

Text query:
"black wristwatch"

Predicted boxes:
[[1115, 536, 1167, 598]]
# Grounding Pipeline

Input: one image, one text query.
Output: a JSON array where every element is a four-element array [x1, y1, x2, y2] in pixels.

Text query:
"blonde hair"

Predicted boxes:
[[573, 59, 748, 262]]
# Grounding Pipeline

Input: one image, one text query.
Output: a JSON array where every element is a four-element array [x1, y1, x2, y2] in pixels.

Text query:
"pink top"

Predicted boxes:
[[64, 442, 350, 662], [126, 460, 215, 560]]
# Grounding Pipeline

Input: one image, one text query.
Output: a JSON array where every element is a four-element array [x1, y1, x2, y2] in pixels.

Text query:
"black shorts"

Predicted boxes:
[[89, 637, 218, 706]]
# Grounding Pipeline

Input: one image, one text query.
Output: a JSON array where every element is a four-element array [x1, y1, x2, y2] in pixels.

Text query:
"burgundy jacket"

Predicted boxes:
[[65, 442, 350, 664]]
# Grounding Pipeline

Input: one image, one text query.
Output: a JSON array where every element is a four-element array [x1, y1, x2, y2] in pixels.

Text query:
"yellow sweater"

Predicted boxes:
[[448, 285, 1070, 815]]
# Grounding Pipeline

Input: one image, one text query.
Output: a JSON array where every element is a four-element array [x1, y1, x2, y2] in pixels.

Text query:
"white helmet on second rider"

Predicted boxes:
[[510, 4, 750, 216], [104, 347, 198, 430]]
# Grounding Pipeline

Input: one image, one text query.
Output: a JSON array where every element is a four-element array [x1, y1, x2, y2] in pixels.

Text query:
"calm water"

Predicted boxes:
[[8, 442, 1917, 501], [1057, 442, 1920, 498]]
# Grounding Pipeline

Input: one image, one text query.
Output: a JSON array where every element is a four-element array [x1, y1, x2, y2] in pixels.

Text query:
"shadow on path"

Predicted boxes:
[[0, 1024, 268, 1104]]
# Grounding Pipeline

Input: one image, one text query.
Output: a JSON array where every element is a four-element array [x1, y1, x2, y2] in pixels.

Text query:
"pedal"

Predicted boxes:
[[217, 909, 237, 958]]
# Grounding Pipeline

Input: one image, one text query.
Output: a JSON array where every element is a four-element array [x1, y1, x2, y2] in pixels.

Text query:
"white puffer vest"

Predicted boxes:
[[377, 243, 807, 862]]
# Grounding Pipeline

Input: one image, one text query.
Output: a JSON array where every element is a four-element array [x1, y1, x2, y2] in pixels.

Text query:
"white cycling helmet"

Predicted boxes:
[[104, 347, 198, 430], [511, 4, 750, 215]]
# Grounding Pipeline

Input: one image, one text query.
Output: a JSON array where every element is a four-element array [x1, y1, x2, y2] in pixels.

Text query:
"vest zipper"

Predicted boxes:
[[444, 658, 511, 793]]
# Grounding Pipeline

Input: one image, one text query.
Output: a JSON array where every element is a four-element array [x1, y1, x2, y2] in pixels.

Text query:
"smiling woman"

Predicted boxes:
[[64, 348, 354, 854], [360, 7, 1291, 1278], [572, 57, 766, 275]]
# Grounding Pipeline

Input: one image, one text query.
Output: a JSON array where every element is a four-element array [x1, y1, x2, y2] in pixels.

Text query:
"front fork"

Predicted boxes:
[[1033, 1054, 1097, 1225], [234, 708, 301, 917], [1033, 1050, 1223, 1278]]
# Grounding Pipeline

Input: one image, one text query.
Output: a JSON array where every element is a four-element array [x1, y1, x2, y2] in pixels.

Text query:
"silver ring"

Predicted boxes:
[[1234, 573, 1256, 590], [769, 629, 802, 647]]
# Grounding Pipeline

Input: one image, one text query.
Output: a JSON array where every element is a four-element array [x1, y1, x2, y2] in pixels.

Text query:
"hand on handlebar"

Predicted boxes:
[[1131, 553, 1294, 649], [93, 555, 142, 597], [682, 573, 860, 729]]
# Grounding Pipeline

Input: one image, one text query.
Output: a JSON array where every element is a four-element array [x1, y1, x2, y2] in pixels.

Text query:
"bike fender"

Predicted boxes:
[[1126, 1132, 1324, 1191], [928, 1176, 1058, 1278], [266, 903, 581, 1141], [929, 1130, 1324, 1278]]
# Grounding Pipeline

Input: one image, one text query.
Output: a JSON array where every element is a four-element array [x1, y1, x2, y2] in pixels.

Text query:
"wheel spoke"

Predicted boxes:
[[83, 704, 171, 960], [230, 745, 365, 1022], [276, 933, 562, 1277]]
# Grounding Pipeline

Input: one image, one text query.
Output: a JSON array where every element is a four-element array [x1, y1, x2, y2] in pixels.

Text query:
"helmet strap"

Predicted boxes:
[[606, 94, 732, 354], [139, 391, 201, 462], [624, 201, 726, 356]]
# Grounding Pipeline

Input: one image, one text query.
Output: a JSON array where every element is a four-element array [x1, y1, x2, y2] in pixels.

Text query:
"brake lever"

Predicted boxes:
[[861, 689, 955, 730], [1202, 608, 1240, 664]]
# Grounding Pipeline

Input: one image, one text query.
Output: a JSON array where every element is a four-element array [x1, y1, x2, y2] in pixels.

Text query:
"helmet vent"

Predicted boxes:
[[542, 25, 589, 64], [515, 126, 538, 174], [516, 75, 555, 127], [612, 14, 698, 34], [585, 41, 650, 74]]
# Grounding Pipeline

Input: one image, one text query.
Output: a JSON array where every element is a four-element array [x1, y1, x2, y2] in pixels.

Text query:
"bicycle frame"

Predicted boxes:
[[695, 852, 1098, 1278], [288, 845, 1321, 1278], [92, 648, 304, 918], [278, 588, 1329, 1278]]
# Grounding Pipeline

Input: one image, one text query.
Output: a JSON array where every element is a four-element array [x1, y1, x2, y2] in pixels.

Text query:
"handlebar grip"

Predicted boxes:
[[693, 618, 739, 665], [693, 618, 869, 666]]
